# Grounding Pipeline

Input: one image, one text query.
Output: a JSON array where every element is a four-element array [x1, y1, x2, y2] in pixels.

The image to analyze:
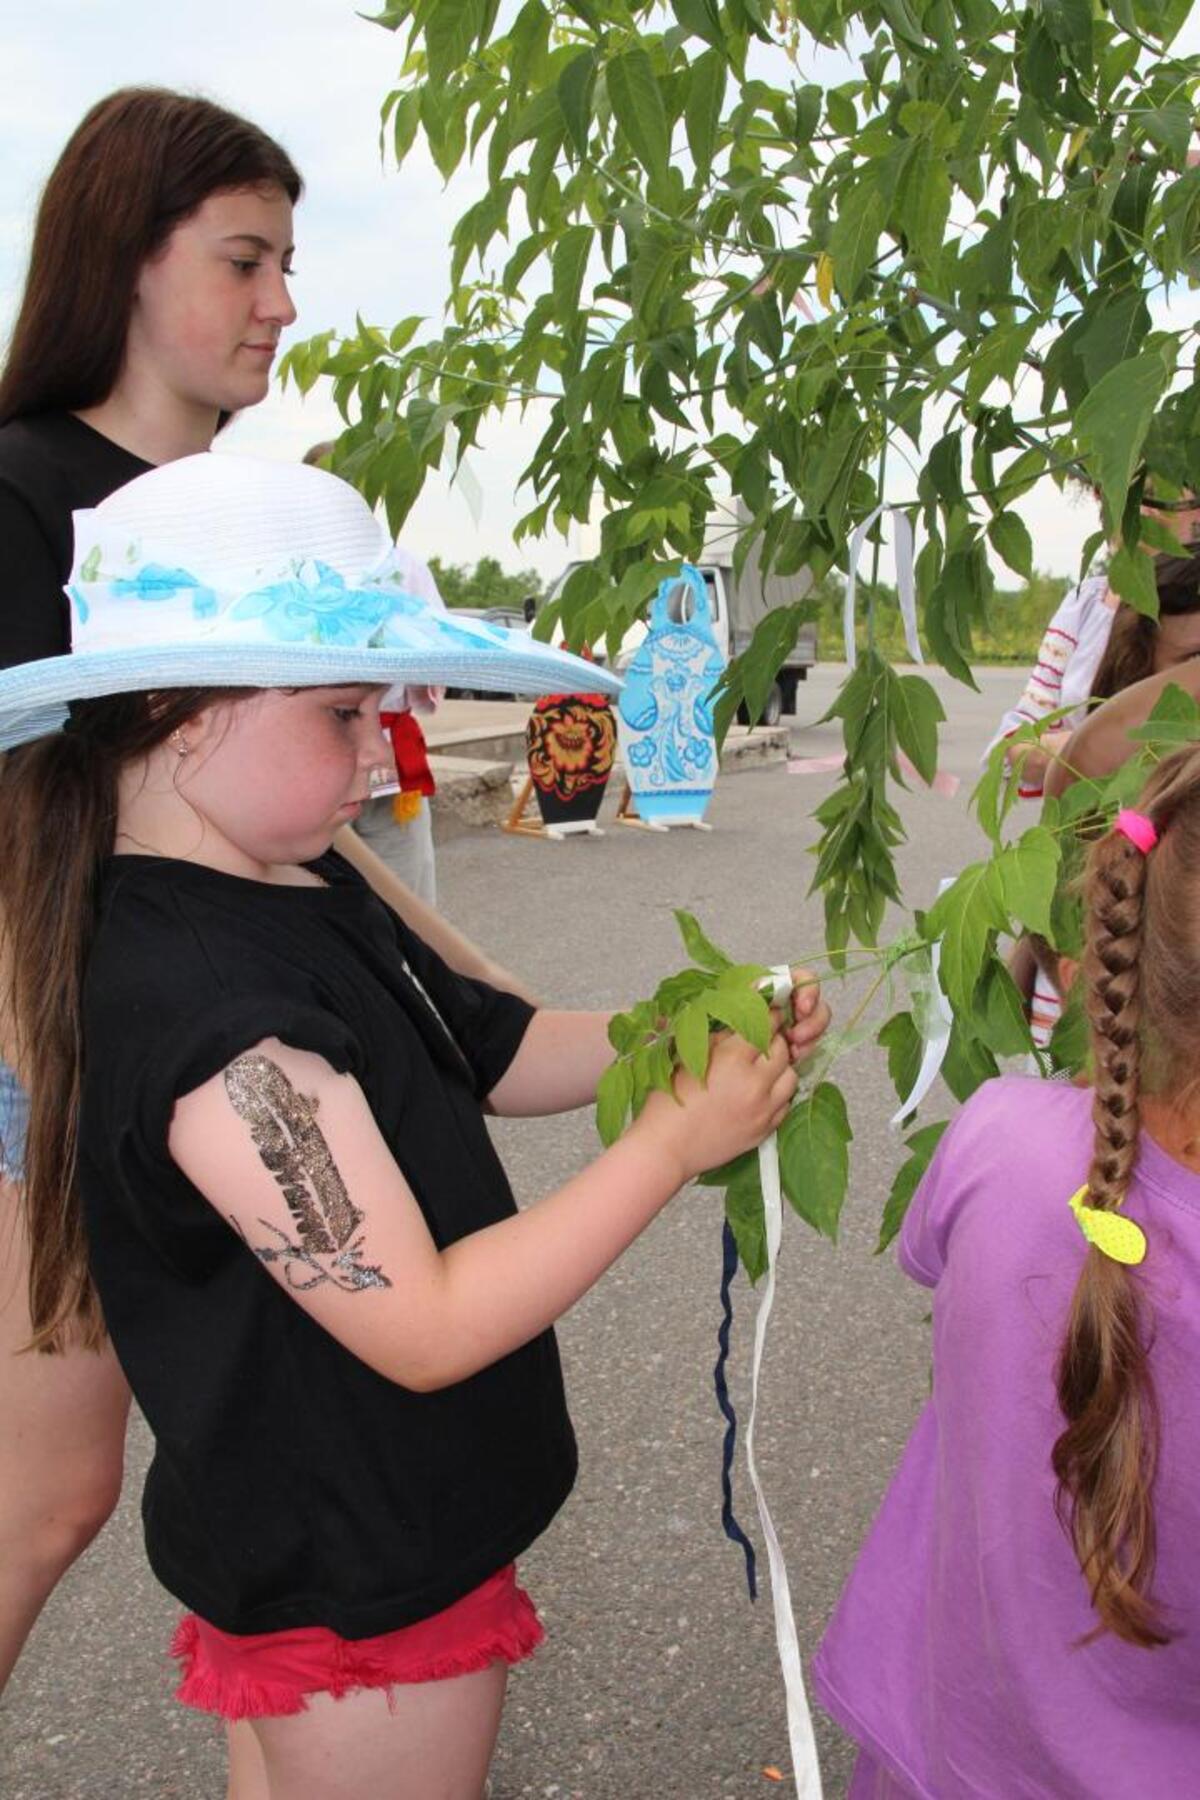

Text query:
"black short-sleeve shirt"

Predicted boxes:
[[80, 850, 578, 1637], [0, 412, 150, 668]]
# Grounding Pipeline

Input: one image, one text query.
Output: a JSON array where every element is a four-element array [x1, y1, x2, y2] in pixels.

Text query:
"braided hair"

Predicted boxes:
[[1052, 745, 1200, 1646]]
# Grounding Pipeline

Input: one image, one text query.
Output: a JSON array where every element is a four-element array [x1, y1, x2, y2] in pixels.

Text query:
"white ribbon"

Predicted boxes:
[[889, 877, 955, 1128], [843, 506, 921, 671], [745, 966, 824, 1800], [445, 429, 484, 526]]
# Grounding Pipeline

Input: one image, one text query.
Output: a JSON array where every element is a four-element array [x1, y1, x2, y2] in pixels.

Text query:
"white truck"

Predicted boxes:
[[540, 499, 818, 725]]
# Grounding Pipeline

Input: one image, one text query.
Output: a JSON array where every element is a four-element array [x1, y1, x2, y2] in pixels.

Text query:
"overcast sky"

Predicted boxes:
[[1, 2, 1196, 586]]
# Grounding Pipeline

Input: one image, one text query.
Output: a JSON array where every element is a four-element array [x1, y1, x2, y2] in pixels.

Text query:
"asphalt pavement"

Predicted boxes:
[[0, 665, 1026, 1800]]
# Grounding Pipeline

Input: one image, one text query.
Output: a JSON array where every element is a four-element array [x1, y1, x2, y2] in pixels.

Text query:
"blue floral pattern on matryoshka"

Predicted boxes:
[[617, 564, 725, 821], [111, 564, 220, 619], [231, 560, 396, 645]]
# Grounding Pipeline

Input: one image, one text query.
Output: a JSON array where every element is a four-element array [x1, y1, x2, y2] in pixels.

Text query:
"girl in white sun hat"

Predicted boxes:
[[0, 453, 821, 1800], [0, 88, 534, 1727]]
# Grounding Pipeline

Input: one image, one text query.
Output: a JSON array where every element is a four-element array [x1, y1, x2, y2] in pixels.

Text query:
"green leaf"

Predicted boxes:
[[596, 1058, 633, 1147], [674, 1000, 712, 1083], [925, 862, 1009, 1013], [606, 47, 670, 190], [704, 986, 772, 1054], [670, 0, 725, 51], [1042, 0, 1093, 74], [1140, 101, 1192, 163], [993, 825, 1060, 938], [1075, 348, 1175, 521], [685, 48, 727, 185], [1107, 544, 1158, 618], [890, 137, 951, 268], [725, 1160, 767, 1283], [828, 180, 885, 302], [674, 908, 733, 972], [698, 1147, 757, 1188], [556, 48, 597, 159], [963, 321, 1039, 406], [941, 1016, 999, 1103], [653, 967, 713, 1014], [988, 511, 1033, 581], [1075, 288, 1151, 390], [1125, 679, 1200, 747], [877, 1011, 922, 1112], [425, 0, 482, 88], [891, 672, 944, 785], [877, 0, 927, 50], [1048, 987, 1088, 1076], [876, 1121, 947, 1253], [551, 225, 591, 320], [778, 1084, 853, 1243], [977, 958, 1035, 1058]]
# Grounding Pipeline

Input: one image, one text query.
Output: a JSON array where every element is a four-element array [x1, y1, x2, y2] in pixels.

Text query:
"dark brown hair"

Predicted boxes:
[[0, 690, 246, 1350], [1051, 744, 1200, 1646], [1091, 553, 1200, 703], [0, 89, 302, 425]]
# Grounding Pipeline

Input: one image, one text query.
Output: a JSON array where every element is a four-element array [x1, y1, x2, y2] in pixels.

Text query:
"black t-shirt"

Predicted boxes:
[[80, 850, 578, 1638], [0, 412, 150, 668]]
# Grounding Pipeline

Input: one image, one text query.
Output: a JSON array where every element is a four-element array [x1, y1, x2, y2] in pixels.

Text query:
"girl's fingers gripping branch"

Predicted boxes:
[[638, 1029, 797, 1182], [784, 966, 832, 1064]]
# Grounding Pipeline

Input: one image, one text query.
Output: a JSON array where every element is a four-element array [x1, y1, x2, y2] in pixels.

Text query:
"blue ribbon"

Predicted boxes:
[[714, 1218, 758, 1600]]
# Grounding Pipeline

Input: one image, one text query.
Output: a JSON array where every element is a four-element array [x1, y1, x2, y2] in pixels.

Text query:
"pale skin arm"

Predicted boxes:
[[1043, 660, 1200, 797], [334, 824, 540, 1005], [1001, 726, 1073, 789], [168, 1029, 797, 1393], [488, 970, 832, 1117]]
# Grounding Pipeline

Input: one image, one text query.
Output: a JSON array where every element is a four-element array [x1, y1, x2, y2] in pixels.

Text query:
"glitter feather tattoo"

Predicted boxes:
[[224, 1054, 391, 1292]]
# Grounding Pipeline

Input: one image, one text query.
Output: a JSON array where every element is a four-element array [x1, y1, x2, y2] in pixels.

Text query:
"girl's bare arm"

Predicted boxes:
[[169, 1032, 796, 1393]]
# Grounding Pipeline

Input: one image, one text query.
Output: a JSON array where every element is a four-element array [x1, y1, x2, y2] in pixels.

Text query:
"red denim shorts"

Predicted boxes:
[[171, 1564, 542, 1721]]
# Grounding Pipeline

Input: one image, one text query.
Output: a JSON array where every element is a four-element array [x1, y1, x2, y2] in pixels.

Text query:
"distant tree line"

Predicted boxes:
[[432, 550, 1071, 662], [428, 554, 545, 612], [807, 569, 1072, 665]]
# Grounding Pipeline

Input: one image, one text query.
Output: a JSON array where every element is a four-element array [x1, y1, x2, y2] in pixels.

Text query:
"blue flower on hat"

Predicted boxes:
[[231, 560, 395, 646], [111, 564, 219, 619]]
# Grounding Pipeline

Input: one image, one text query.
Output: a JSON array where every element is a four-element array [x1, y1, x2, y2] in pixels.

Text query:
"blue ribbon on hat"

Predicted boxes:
[[714, 1218, 758, 1599]]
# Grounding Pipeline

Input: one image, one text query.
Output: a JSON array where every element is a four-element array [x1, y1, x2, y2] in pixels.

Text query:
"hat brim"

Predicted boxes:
[[0, 639, 621, 752]]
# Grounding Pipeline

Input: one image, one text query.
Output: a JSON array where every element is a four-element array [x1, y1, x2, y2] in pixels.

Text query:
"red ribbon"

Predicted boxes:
[[380, 710, 436, 796]]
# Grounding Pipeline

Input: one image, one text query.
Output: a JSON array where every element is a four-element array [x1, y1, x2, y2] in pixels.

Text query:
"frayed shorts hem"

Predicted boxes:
[[170, 1564, 543, 1721]]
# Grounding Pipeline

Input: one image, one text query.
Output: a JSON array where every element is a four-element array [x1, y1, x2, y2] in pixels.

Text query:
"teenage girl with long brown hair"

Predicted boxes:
[[813, 751, 1200, 1796], [0, 86, 532, 1710], [0, 87, 303, 1701]]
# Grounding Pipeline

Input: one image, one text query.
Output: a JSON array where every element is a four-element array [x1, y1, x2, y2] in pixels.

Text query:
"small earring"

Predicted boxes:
[[168, 728, 190, 759]]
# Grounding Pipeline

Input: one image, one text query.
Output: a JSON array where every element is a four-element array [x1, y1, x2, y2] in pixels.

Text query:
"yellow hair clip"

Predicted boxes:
[[1068, 1186, 1147, 1266]]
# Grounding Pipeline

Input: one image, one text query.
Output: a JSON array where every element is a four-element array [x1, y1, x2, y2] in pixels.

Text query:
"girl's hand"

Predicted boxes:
[[783, 967, 831, 1065], [633, 1028, 797, 1185]]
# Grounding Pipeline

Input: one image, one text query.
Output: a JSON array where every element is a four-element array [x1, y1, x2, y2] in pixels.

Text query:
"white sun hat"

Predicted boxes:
[[0, 453, 618, 750]]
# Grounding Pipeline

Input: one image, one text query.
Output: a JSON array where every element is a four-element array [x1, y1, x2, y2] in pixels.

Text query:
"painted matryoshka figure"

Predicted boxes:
[[525, 684, 617, 832], [617, 563, 725, 826]]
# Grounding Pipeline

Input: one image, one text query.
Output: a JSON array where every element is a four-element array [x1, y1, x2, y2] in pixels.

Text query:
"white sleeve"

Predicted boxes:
[[980, 579, 1106, 764]]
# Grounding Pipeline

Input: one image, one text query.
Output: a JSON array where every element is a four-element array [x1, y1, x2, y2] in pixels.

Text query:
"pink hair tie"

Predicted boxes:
[[1113, 809, 1158, 854]]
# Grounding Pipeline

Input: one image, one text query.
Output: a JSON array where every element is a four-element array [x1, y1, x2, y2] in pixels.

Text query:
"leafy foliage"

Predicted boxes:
[[279, 2, 1200, 1268], [281, 0, 1199, 958], [600, 691, 1199, 1277]]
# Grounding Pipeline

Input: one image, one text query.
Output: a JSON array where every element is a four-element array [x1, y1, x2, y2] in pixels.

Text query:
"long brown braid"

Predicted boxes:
[[1052, 745, 1200, 1646]]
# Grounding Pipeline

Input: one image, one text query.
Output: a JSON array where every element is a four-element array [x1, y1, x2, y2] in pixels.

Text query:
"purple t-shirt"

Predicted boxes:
[[814, 1076, 1200, 1798]]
